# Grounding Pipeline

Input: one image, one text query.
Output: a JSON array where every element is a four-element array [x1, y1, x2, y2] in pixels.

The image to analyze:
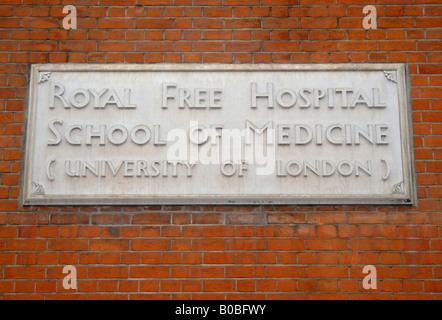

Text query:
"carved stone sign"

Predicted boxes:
[[22, 64, 414, 205]]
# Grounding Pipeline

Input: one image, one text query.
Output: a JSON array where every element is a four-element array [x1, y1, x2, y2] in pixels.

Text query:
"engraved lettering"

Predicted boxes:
[[299, 89, 312, 108], [314, 89, 326, 108], [335, 88, 353, 108], [102, 89, 123, 109], [130, 125, 151, 145], [89, 88, 108, 108], [351, 89, 373, 108], [66, 125, 82, 145], [107, 125, 129, 145], [251, 82, 274, 108], [179, 88, 191, 109], [221, 161, 236, 177], [70, 89, 90, 109], [163, 83, 177, 109], [210, 89, 222, 108], [295, 125, 313, 145], [276, 89, 297, 108], [163, 83, 223, 109], [376, 125, 389, 144], [86, 125, 106, 145], [48, 119, 63, 145], [50, 82, 69, 109]]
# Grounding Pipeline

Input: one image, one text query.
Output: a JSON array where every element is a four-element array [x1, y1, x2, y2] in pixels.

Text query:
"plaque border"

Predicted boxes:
[[21, 63, 415, 206]]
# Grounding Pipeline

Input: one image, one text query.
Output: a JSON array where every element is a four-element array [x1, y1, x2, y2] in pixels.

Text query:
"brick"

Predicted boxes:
[[234, 7, 252, 18], [0, 200, 18, 212], [339, 252, 358, 265], [136, 18, 174, 29], [92, 214, 129, 225], [226, 266, 265, 278], [0, 18, 20, 28], [90, 239, 129, 252], [349, 239, 389, 251], [301, 18, 337, 29], [307, 212, 346, 224], [419, 64, 442, 75], [0, 281, 14, 293], [191, 266, 223, 279], [172, 239, 192, 251], [132, 213, 171, 225], [267, 266, 306, 278], [277, 279, 296, 292], [9, 212, 45, 224], [99, 280, 119, 293], [132, 239, 170, 251], [225, 19, 261, 29], [203, 252, 235, 264], [263, 18, 298, 29], [17, 226, 37, 238], [226, 213, 264, 224], [263, 42, 299, 52], [204, 8, 231, 18], [267, 213, 305, 224], [0, 89, 16, 99], [267, 239, 305, 251], [378, 41, 416, 51], [182, 252, 201, 265], [302, 41, 338, 52], [48, 239, 88, 251], [308, 266, 348, 278], [416, 17, 442, 28], [275, 226, 295, 237], [236, 226, 255, 237], [226, 239, 264, 251], [307, 239, 347, 251], [392, 267, 433, 279], [4, 267, 45, 279], [340, 41, 377, 51], [226, 42, 261, 52], [201, 226, 234, 237], [89, 267, 129, 279], [388, 212, 429, 224], [98, 18, 134, 29], [267, 53, 290, 63], [318, 252, 339, 264], [51, 214, 89, 225], [98, 42, 135, 52], [348, 212, 387, 224], [100, 0, 135, 5], [359, 252, 379, 265], [20, 41, 57, 52], [425, 281, 442, 293], [6, 239, 45, 251], [192, 239, 225, 251], [22, 18, 59, 29], [318, 226, 338, 237]]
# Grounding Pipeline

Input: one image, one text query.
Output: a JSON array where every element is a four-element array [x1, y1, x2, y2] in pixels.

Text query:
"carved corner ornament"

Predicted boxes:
[[38, 72, 51, 84], [383, 71, 398, 84], [392, 181, 404, 195], [32, 182, 45, 195]]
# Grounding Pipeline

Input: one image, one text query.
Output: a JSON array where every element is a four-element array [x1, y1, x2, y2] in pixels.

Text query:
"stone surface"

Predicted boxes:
[[22, 64, 414, 205]]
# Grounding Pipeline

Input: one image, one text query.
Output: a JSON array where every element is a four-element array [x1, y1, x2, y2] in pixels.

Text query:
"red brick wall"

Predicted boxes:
[[0, 0, 441, 300]]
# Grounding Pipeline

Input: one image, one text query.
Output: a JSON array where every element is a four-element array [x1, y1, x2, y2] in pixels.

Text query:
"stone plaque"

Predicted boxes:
[[22, 64, 414, 205]]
